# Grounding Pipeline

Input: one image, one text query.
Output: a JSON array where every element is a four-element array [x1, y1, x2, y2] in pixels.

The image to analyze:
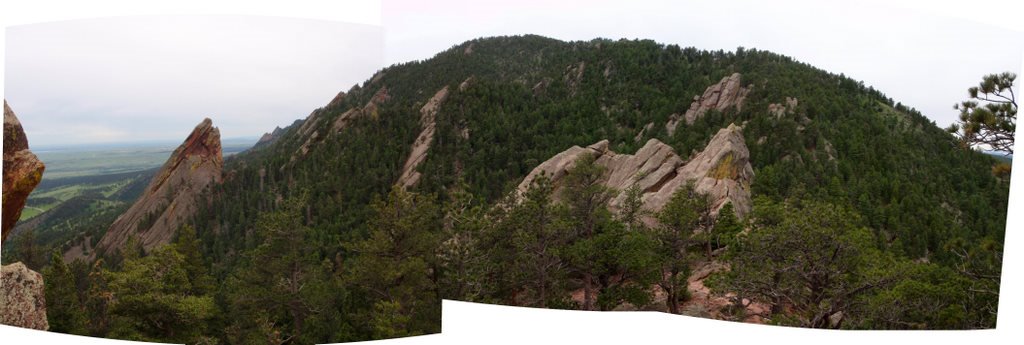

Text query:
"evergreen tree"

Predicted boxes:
[[506, 174, 571, 308], [437, 183, 491, 302], [173, 224, 214, 295], [104, 246, 217, 343], [723, 200, 898, 328], [344, 186, 443, 338], [225, 193, 333, 344], [560, 153, 616, 311], [947, 72, 1017, 154], [42, 250, 88, 335], [712, 202, 743, 250], [653, 182, 705, 314]]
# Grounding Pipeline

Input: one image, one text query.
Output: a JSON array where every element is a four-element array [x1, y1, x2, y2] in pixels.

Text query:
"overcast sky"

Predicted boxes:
[[4, 1, 1023, 147], [5, 15, 383, 147]]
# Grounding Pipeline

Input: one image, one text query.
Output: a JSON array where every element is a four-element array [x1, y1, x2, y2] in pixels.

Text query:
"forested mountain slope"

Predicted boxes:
[[224, 34, 1004, 264], [25, 35, 1009, 344], [204, 35, 1005, 331]]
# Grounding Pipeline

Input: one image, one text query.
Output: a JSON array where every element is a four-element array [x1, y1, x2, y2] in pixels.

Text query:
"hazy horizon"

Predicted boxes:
[[5, 15, 384, 147]]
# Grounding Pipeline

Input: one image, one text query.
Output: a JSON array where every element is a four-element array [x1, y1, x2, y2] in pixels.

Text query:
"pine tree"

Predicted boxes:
[[507, 174, 571, 308], [104, 246, 216, 343], [173, 224, 214, 295], [437, 182, 493, 302], [713, 202, 743, 250], [653, 181, 704, 314], [947, 72, 1017, 154], [560, 153, 616, 311], [723, 200, 897, 328], [43, 250, 88, 335], [344, 186, 443, 338], [225, 193, 332, 344]]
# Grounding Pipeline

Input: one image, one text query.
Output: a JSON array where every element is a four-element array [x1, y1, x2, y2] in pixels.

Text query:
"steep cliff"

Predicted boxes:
[[93, 118, 222, 257]]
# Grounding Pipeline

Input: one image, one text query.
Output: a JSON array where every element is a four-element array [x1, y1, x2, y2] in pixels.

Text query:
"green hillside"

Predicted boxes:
[[25, 35, 1009, 343]]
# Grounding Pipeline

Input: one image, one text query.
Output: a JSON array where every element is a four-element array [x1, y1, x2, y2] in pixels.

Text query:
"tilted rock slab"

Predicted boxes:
[[288, 87, 389, 168], [666, 73, 750, 136], [94, 118, 222, 257], [3, 101, 46, 242], [518, 123, 753, 220], [397, 86, 450, 188], [0, 263, 49, 330]]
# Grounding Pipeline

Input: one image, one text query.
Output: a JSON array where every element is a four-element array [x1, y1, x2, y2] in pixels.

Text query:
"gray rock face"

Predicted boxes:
[[517, 123, 754, 221], [398, 86, 451, 188], [667, 73, 750, 136], [768, 97, 798, 118], [634, 122, 654, 143], [645, 123, 754, 218], [564, 62, 586, 95], [665, 113, 682, 137], [1, 262, 49, 330], [95, 118, 222, 257]]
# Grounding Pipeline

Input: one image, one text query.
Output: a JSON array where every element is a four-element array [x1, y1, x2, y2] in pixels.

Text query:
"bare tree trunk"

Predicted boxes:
[[583, 272, 594, 311], [667, 284, 680, 314], [539, 268, 547, 308]]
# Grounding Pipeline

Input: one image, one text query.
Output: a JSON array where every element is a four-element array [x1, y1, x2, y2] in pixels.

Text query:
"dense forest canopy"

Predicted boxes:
[[6, 35, 1009, 343]]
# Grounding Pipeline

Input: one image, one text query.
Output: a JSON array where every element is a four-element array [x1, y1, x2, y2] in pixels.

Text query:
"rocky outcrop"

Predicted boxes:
[[0, 263, 49, 330], [667, 73, 750, 135], [364, 87, 390, 119], [94, 118, 222, 257], [768, 97, 798, 118], [288, 87, 390, 167], [397, 86, 450, 188], [646, 123, 754, 218], [665, 114, 682, 137], [326, 90, 347, 109], [254, 125, 286, 148], [564, 62, 586, 95], [459, 76, 475, 92], [2, 102, 48, 330], [3, 101, 46, 242], [331, 86, 390, 134], [517, 123, 753, 220], [634, 122, 654, 143]]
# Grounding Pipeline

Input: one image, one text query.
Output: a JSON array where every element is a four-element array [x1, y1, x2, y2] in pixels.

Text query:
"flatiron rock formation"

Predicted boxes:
[[397, 86, 450, 188], [287, 87, 391, 169], [666, 73, 750, 136], [518, 123, 754, 220], [94, 118, 223, 257]]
